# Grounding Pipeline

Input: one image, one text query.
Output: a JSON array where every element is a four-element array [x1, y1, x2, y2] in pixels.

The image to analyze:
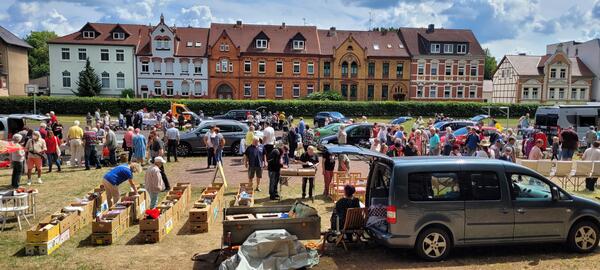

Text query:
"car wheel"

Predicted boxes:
[[568, 221, 599, 253], [415, 227, 452, 261], [177, 142, 192, 157], [230, 141, 240, 156]]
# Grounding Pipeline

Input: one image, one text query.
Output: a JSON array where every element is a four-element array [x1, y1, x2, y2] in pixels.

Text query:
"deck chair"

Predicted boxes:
[[551, 161, 573, 188], [520, 160, 538, 171], [349, 172, 362, 180], [571, 161, 593, 191], [591, 161, 600, 179], [335, 208, 368, 251], [536, 160, 554, 177]]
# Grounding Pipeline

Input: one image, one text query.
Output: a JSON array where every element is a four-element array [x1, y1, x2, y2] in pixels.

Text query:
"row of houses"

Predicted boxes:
[[47, 15, 487, 101]]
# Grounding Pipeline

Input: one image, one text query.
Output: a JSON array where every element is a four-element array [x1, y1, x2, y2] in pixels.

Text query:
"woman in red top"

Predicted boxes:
[[45, 130, 61, 172], [371, 123, 379, 138]]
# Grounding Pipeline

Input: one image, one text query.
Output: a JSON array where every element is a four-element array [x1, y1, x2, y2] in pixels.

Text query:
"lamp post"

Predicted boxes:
[[499, 106, 510, 129], [25, 84, 39, 114]]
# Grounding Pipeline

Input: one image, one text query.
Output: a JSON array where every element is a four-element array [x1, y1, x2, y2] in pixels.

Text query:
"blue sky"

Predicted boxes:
[[1, 0, 599, 59]]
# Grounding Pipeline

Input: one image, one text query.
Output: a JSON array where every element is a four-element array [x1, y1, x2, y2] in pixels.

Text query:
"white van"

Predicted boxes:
[[0, 114, 50, 140], [535, 104, 600, 142]]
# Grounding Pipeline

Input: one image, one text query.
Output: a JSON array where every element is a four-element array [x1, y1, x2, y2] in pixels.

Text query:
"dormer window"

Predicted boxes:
[[431, 43, 440, 53], [195, 42, 202, 47], [112, 32, 125, 40], [256, 39, 268, 49], [457, 44, 467, 54], [83, 31, 95, 39], [186, 42, 193, 47], [293, 40, 304, 50], [443, 44, 453, 54]]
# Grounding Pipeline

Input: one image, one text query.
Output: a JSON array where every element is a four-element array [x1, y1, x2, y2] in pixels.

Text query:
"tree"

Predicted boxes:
[[484, 48, 497, 80], [303, 90, 344, 101], [25, 31, 58, 79], [74, 59, 102, 97]]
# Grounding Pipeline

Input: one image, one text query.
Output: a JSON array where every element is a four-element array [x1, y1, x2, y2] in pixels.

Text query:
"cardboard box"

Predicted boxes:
[[56, 212, 79, 234], [27, 218, 60, 243], [25, 229, 70, 256], [70, 201, 95, 226], [189, 208, 208, 222], [140, 217, 174, 243], [139, 207, 172, 232], [91, 233, 118, 245], [189, 222, 208, 234], [92, 219, 119, 234]]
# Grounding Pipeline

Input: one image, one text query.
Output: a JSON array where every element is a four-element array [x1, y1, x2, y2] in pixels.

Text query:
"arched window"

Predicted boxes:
[[62, 71, 71, 88], [101, 72, 110, 88], [341, 61, 348, 77], [116, 72, 125, 89], [347, 45, 353, 51], [194, 81, 202, 95], [350, 61, 358, 76]]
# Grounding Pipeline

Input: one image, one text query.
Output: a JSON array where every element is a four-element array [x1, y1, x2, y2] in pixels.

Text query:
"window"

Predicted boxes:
[[429, 85, 437, 98], [258, 83, 266, 97], [78, 48, 87, 61], [220, 59, 229, 73], [469, 85, 477, 98], [293, 84, 300, 97], [350, 62, 358, 77], [430, 43, 440, 53], [244, 83, 251, 97], [116, 49, 124, 62], [367, 84, 374, 100], [470, 64, 478, 76], [559, 68, 566, 79], [531, 87, 539, 99], [194, 81, 202, 95], [275, 83, 283, 97], [181, 81, 190, 96], [458, 64, 465, 76], [508, 174, 554, 201], [153, 59, 161, 73], [549, 87, 556, 99], [307, 84, 314, 95], [293, 40, 304, 50], [580, 89, 586, 100], [256, 39, 267, 49], [382, 63, 389, 77], [244, 60, 251, 72], [396, 63, 403, 77], [165, 61, 174, 74], [166, 82, 174, 96], [141, 61, 149, 73], [219, 43, 229, 51], [180, 59, 189, 74], [571, 88, 577, 100], [456, 86, 464, 98], [186, 42, 193, 47], [100, 49, 109, 61], [216, 62, 220, 72], [293, 61, 300, 74], [558, 88, 565, 99], [307, 61, 314, 74], [61, 48, 70, 60], [443, 44, 453, 54], [113, 32, 125, 40], [430, 63, 438, 75], [195, 42, 201, 47], [445, 63, 452, 76], [408, 172, 462, 201], [416, 85, 424, 98], [457, 44, 467, 54], [417, 62, 424, 75], [341, 62, 348, 77], [323, 61, 331, 76], [350, 84, 357, 98], [116, 72, 125, 89], [550, 68, 556, 78], [523, 87, 530, 99], [229, 63, 233, 72], [444, 86, 451, 98], [368, 62, 375, 77], [62, 71, 71, 87], [162, 40, 170, 50], [154, 82, 161, 96], [193, 60, 201, 74], [276, 61, 283, 73], [101, 72, 110, 88], [258, 61, 266, 73], [341, 84, 348, 97], [381, 84, 388, 100], [468, 172, 501, 200], [83, 31, 95, 39]]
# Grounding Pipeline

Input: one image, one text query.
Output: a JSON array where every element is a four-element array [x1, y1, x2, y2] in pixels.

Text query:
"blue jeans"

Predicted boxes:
[[149, 192, 159, 209], [561, 148, 575, 160], [268, 171, 280, 198], [215, 148, 223, 165]]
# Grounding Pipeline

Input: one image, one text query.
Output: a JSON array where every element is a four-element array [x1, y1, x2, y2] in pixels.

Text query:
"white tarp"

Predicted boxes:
[[219, 229, 319, 270]]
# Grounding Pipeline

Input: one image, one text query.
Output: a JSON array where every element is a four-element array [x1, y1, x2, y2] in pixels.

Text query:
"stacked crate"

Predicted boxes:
[[235, 183, 254, 207], [188, 182, 224, 234], [139, 183, 191, 243], [90, 189, 148, 245]]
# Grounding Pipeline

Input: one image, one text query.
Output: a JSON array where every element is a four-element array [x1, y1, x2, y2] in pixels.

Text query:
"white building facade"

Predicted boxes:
[[547, 39, 600, 101]]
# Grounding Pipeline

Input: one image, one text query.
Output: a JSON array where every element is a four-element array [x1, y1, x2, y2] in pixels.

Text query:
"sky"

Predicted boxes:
[[0, 0, 599, 59]]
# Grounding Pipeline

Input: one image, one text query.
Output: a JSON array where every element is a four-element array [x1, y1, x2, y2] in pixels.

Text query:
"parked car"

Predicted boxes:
[[471, 114, 490, 122], [441, 126, 500, 145], [212, 110, 258, 121], [433, 120, 476, 136], [313, 112, 348, 128], [319, 123, 371, 148], [313, 123, 344, 143], [324, 144, 600, 261], [390, 116, 412, 125], [177, 120, 261, 156]]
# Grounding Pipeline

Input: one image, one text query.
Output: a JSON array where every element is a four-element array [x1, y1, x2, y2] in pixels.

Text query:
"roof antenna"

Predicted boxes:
[[368, 11, 373, 31], [302, 18, 306, 26]]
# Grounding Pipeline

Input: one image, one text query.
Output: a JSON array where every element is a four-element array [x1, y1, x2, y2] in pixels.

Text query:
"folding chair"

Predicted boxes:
[[350, 177, 368, 203], [332, 176, 352, 202], [349, 172, 362, 181], [571, 161, 593, 191], [335, 208, 368, 251], [536, 160, 554, 177], [520, 160, 538, 171], [550, 161, 573, 188]]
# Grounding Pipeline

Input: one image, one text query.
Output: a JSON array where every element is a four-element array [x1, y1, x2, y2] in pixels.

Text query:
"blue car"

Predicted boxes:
[[390, 116, 413, 125]]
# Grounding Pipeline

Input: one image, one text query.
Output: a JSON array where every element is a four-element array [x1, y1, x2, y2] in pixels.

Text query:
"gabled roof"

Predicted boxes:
[[318, 29, 409, 57], [172, 27, 209, 57], [504, 54, 594, 77], [398, 27, 484, 57], [208, 23, 320, 54], [0, 25, 32, 49], [48, 23, 150, 47]]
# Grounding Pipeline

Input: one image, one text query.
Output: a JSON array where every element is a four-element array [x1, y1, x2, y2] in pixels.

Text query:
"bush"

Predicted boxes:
[[120, 88, 135, 98], [0, 96, 539, 118], [302, 91, 344, 101]]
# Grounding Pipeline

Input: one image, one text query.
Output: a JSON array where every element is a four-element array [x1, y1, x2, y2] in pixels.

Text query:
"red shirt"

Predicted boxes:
[[45, 136, 60, 154], [372, 127, 379, 138]]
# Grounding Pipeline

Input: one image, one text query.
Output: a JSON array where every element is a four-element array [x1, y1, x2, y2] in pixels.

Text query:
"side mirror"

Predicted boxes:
[[551, 187, 559, 201]]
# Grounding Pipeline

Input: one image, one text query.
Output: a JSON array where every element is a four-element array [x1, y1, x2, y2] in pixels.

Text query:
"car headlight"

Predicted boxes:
[[321, 140, 328, 144]]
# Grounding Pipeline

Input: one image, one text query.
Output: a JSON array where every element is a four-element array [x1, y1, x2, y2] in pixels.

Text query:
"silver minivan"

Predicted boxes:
[[325, 145, 600, 261]]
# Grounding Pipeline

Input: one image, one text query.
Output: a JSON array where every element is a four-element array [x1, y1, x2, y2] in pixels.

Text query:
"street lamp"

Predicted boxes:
[[25, 84, 39, 115]]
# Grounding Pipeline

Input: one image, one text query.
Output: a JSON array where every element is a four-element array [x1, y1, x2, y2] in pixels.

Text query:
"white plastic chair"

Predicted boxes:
[[0, 193, 31, 231], [571, 161, 593, 191], [551, 161, 574, 189], [536, 160, 554, 177]]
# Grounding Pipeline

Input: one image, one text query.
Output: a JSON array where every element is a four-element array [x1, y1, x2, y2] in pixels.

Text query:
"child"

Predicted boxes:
[[551, 136, 560, 161]]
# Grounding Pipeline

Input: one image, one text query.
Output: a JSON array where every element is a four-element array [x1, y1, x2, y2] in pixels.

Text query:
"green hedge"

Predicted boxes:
[[0, 96, 539, 118]]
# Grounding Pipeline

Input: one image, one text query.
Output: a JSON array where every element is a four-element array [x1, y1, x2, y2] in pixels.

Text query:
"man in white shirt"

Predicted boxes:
[[165, 122, 180, 162], [204, 126, 215, 168], [262, 122, 275, 157], [583, 141, 600, 191]]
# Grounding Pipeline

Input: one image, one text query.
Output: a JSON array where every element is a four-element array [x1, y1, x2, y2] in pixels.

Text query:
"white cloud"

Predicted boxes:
[[179, 5, 215, 27], [40, 9, 75, 35], [115, 0, 155, 21], [375, 1, 451, 28]]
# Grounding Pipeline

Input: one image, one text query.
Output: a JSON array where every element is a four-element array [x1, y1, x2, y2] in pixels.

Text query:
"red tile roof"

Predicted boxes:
[[173, 27, 209, 57], [208, 23, 320, 55], [398, 27, 484, 57], [318, 29, 409, 57], [48, 23, 150, 50]]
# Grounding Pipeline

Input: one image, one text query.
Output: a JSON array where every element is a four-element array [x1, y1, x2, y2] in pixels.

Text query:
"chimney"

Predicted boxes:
[[235, 20, 242, 27], [281, 22, 286, 29], [426, 24, 434, 33], [518, 53, 527, 56], [328, 27, 336, 36]]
